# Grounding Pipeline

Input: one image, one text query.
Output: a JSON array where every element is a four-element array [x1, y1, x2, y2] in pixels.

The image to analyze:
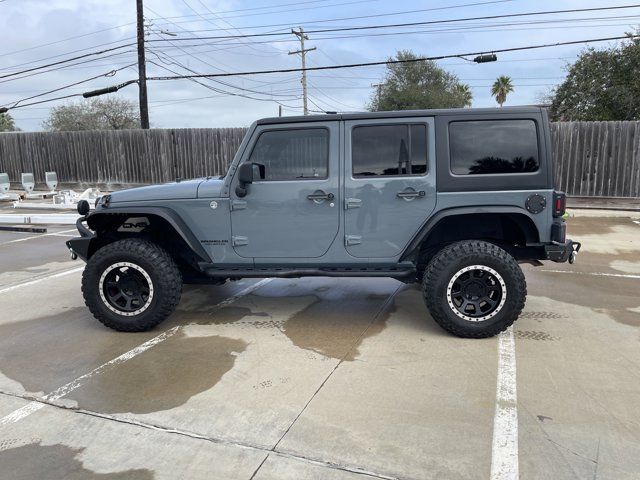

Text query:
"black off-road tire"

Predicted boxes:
[[82, 239, 182, 332], [422, 240, 526, 338]]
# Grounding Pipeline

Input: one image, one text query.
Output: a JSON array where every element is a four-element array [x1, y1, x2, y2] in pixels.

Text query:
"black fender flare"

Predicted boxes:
[[84, 206, 211, 263], [400, 205, 541, 261]]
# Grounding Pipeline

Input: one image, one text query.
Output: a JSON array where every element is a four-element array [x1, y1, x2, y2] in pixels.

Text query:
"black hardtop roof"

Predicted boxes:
[[256, 106, 545, 125]]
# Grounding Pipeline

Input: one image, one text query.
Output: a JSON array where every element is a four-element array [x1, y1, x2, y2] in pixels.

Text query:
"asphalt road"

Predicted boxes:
[[0, 212, 638, 480]]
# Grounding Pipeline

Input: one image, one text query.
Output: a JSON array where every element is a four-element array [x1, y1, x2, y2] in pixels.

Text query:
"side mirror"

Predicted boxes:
[[235, 163, 265, 197], [238, 162, 254, 185]]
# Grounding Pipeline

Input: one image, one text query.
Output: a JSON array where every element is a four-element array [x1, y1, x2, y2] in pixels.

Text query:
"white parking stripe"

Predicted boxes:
[[540, 269, 640, 280], [0, 278, 272, 426], [0, 327, 181, 426], [0, 267, 85, 295], [0, 228, 77, 246], [490, 326, 519, 480]]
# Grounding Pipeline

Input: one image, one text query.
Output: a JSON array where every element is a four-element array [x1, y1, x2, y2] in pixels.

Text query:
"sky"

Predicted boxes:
[[1, 0, 639, 131]]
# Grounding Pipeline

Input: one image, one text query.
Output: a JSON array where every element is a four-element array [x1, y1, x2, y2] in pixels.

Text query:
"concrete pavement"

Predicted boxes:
[[0, 212, 639, 479]]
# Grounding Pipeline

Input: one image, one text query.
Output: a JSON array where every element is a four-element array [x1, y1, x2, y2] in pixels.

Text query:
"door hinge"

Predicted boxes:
[[231, 199, 247, 210], [232, 236, 249, 246], [345, 198, 362, 210], [345, 235, 362, 246]]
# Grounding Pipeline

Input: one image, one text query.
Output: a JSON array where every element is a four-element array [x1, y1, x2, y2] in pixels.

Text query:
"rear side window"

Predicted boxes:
[[449, 120, 539, 175], [352, 124, 427, 177], [249, 128, 329, 180]]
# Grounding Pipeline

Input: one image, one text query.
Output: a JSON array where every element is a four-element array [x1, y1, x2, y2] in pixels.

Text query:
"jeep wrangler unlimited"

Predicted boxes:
[[67, 107, 580, 338]]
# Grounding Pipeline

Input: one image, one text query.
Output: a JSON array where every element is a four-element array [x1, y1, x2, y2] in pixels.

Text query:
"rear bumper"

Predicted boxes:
[[544, 239, 581, 264]]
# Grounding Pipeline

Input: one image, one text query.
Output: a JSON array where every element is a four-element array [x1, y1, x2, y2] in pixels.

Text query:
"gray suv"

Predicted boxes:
[[67, 107, 580, 338]]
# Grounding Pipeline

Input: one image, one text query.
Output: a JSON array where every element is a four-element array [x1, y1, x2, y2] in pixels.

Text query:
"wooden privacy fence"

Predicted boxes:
[[1, 122, 639, 197], [550, 121, 640, 198], [0, 128, 247, 187]]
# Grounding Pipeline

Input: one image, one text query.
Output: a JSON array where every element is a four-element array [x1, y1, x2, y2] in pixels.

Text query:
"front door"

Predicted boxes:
[[230, 122, 340, 259], [344, 118, 436, 258]]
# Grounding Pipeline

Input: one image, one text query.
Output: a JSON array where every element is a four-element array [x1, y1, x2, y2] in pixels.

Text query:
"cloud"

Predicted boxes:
[[1, 0, 636, 131]]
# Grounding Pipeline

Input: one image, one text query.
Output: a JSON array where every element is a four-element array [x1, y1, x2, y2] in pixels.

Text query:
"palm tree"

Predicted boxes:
[[453, 84, 473, 107], [491, 76, 514, 107]]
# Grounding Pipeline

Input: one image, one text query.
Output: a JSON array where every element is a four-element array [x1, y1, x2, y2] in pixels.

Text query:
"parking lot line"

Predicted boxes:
[[0, 278, 273, 427], [490, 326, 518, 480], [540, 269, 640, 280], [0, 266, 84, 294], [0, 228, 78, 246]]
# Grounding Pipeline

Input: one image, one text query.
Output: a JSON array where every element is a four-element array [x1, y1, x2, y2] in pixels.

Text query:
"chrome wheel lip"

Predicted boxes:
[[446, 264, 507, 322], [99, 262, 154, 317]]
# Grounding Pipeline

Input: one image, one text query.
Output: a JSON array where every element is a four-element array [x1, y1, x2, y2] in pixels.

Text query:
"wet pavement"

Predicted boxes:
[[0, 212, 639, 479]]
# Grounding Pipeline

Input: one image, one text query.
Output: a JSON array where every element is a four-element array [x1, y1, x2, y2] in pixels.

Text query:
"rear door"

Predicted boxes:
[[343, 117, 436, 258]]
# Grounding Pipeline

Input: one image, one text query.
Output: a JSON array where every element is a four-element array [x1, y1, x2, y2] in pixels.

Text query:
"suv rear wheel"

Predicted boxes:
[[422, 240, 526, 338], [82, 239, 182, 332]]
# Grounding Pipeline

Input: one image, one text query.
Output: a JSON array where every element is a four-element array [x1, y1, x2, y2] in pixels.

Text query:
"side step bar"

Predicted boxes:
[[201, 266, 416, 280]]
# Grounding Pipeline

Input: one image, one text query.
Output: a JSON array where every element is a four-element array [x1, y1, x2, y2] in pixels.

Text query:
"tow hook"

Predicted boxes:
[[69, 248, 78, 260]]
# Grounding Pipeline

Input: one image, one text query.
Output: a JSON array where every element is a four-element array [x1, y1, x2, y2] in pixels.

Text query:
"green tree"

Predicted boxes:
[[0, 112, 19, 132], [453, 84, 473, 106], [491, 76, 514, 107], [369, 50, 472, 111], [43, 97, 141, 131], [549, 33, 640, 121]]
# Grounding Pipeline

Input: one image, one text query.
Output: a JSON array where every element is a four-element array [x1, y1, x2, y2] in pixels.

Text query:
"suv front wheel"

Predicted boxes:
[[82, 239, 182, 332], [422, 240, 526, 338]]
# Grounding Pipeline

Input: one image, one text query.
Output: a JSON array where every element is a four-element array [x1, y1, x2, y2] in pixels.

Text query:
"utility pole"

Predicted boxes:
[[136, 0, 150, 129], [288, 27, 316, 115]]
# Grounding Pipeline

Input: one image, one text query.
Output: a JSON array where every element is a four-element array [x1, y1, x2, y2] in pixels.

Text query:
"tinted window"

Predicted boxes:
[[249, 128, 328, 180], [449, 120, 539, 175], [352, 124, 427, 177]]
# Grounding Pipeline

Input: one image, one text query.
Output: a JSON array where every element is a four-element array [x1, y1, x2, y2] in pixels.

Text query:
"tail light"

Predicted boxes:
[[552, 191, 566, 217]]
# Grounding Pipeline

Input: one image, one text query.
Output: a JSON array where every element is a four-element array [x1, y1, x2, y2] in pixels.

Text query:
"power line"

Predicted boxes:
[[0, 50, 137, 85], [1, 93, 84, 111], [4, 34, 636, 113], [144, 5, 276, 83], [0, 64, 136, 108], [145, 4, 640, 43], [146, 34, 639, 81], [151, 0, 515, 26], [0, 0, 346, 61], [148, 58, 302, 104], [143, 17, 640, 49], [0, 43, 135, 80], [0, 38, 136, 72], [180, 0, 275, 55], [151, 0, 375, 22], [148, 53, 302, 99]]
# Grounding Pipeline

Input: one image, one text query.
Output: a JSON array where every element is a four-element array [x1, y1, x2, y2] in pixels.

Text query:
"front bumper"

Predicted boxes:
[[544, 239, 581, 264], [66, 216, 95, 262]]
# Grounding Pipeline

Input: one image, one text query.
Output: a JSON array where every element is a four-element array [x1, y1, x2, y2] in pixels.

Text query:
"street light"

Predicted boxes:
[[473, 53, 498, 63]]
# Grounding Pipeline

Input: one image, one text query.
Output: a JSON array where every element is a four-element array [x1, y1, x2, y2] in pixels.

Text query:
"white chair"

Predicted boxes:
[[45, 171, 58, 192], [21, 173, 35, 195], [0, 173, 9, 195]]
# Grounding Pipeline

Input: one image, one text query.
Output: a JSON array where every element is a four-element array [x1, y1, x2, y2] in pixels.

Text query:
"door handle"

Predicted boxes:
[[307, 192, 334, 201], [396, 190, 425, 199]]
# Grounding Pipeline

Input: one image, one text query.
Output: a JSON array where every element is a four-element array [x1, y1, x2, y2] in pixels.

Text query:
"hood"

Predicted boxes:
[[108, 178, 205, 203], [196, 177, 226, 198]]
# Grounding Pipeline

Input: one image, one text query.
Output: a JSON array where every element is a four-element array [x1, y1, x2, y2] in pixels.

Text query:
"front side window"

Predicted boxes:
[[352, 124, 427, 177], [248, 128, 329, 181], [449, 120, 539, 175]]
